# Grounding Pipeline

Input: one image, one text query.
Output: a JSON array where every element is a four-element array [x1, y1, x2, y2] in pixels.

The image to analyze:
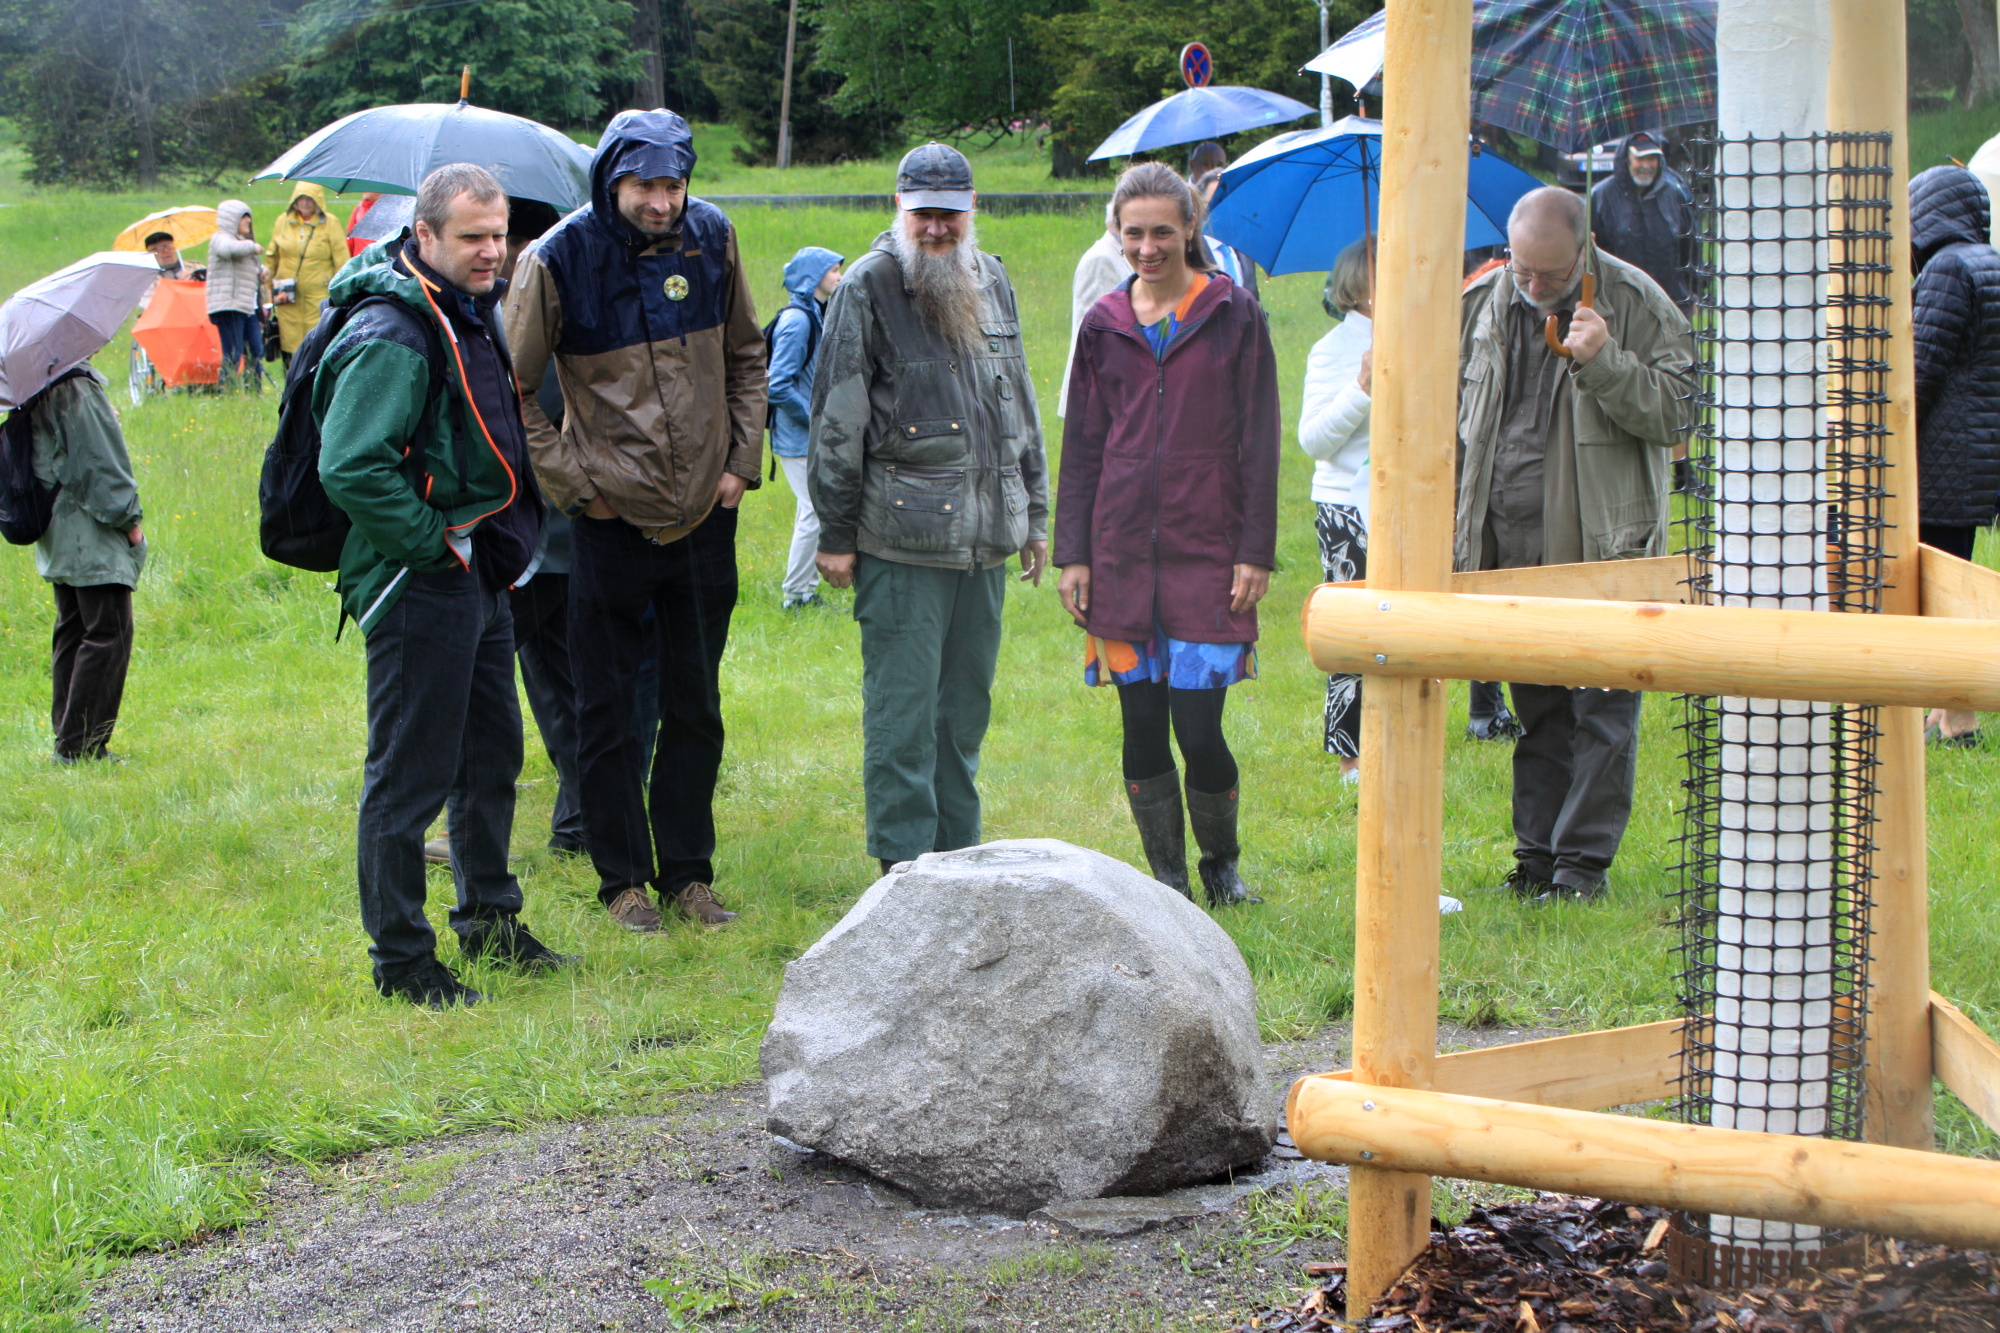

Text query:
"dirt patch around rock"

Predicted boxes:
[[86, 1023, 1555, 1333]]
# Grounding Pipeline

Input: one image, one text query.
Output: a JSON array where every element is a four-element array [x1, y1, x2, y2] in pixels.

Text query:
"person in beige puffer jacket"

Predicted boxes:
[[205, 199, 267, 388]]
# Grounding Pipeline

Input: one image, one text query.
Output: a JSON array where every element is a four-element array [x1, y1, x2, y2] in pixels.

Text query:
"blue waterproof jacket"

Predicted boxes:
[[769, 246, 843, 458]]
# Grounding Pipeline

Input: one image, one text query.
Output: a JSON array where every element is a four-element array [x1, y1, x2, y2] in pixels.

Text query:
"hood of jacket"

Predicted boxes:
[[589, 109, 698, 250], [1611, 132, 1670, 196], [285, 181, 330, 217], [216, 199, 251, 237], [1084, 268, 1236, 338], [783, 245, 843, 308], [1913, 165, 1992, 271]]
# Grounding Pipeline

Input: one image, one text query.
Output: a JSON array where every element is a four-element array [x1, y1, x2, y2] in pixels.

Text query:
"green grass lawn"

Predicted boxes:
[[6, 115, 2000, 1331]]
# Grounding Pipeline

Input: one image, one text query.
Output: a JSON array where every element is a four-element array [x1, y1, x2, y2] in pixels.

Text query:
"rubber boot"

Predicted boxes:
[[1123, 771, 1192, 899], [1187, 784, 1262, 907]]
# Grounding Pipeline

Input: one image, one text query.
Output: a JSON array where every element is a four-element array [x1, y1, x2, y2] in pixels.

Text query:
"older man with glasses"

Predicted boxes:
[[1455, 186, 1693, 906]]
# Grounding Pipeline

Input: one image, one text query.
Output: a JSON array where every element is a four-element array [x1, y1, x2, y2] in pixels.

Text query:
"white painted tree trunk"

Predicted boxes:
[[1707, 0, 1835, 1255]]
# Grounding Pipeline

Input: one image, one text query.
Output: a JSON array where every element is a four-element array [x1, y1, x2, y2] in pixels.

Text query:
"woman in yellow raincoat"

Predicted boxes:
[[265, 182, 349, 363]]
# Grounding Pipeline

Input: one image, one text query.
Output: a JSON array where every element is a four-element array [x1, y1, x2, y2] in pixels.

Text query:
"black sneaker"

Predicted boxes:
[[1498, 865, 1554, 899], [1533, 879, 1608, 906], [378, 958, 483, 1009], [459, 916, 577, 974], [1467, 710, 1524, 742]]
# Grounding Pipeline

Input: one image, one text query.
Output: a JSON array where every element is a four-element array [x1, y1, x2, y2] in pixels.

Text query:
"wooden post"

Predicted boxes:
[[1301, 587, 2000, 710], [1828, 0, 1933, 1150], [1342, 0, 1471, 1316], [776, 0, 801, 170], [1288, 1079, 2000, 1248]]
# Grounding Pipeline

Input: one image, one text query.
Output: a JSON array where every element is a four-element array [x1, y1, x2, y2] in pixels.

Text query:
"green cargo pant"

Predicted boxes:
[[853, 554, 1007, 862]]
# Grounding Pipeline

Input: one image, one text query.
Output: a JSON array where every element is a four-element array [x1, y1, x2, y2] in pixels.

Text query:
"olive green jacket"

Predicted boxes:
[[806, 236, 1049, 571], [31, 368, 146, 588], [1454, 250, 1694, 572]]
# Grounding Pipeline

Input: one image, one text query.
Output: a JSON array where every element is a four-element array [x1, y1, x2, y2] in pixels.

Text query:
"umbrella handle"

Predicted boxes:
[[1544, 271, 1594, 358]]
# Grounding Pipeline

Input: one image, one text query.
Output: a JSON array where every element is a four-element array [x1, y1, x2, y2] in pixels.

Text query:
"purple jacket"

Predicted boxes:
[[1055, 274, 1280, 644]]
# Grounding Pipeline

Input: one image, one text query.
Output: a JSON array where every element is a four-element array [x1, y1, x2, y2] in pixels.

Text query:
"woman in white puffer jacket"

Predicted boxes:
[[1299, 238, 1373, 781]]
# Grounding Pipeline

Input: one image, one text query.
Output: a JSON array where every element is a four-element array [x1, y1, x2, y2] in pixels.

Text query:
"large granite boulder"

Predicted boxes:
[[760, 839, 1276, 1214]]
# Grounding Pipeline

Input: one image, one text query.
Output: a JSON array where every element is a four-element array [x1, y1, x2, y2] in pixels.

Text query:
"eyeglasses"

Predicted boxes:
[[1502, 249, 1584, 286]]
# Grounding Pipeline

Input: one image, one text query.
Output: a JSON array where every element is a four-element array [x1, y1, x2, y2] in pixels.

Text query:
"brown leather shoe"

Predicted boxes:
[[606, 887, 662, 932], [673, 882, 738, 926]]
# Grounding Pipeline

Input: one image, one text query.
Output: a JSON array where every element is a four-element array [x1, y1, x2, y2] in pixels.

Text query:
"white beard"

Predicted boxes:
[[887, 216, 984, 353]]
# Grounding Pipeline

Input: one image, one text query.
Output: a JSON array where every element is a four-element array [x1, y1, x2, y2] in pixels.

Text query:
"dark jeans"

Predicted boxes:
[[208, 310, 263, 385], [854, 555, 1006, 861], [51, 582, 133, 759], [357, 563, 524, 982], [569, 507, 738, 903], [1508, 682, 1643, 889], [1470, 680, 1509, 722], [510, 573, 586, 853]]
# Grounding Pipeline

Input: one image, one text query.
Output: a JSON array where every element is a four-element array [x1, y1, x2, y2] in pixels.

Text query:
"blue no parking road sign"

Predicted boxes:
[[1181, 42, 1212, 88]]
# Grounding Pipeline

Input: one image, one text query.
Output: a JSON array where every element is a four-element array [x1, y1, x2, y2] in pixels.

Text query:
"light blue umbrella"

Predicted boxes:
[[1088, 86, 1315, 162], [1205, 117, 1542, 275]]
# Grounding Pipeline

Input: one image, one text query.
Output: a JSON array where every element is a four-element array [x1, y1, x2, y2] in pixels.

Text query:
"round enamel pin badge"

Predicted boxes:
[[663, 275, 690, 301]]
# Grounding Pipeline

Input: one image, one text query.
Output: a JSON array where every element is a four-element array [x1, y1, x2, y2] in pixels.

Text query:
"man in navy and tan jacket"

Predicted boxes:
[[505, 109, 766, 933]]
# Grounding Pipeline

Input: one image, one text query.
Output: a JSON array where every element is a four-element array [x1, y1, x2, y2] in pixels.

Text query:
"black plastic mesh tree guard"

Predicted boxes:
[[1672, 131, 1890, 1284]]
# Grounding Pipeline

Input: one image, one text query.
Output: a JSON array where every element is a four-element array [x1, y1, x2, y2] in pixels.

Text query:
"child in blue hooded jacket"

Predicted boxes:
[[769, 246, 843, 607]]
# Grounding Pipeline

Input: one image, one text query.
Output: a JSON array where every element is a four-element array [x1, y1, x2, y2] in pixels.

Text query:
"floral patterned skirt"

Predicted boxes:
[[1085, 616, 1256, 690]]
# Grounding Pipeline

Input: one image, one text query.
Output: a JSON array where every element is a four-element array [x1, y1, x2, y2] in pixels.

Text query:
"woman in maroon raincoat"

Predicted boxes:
[[1056, 161, 1281, 908]]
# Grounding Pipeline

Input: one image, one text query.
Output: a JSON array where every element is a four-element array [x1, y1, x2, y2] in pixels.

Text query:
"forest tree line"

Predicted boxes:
[[0, 0, 1989, 189]]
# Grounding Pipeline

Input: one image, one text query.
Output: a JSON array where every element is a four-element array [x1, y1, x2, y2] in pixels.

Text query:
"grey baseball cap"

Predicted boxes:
[[896, 142, 975, 212]]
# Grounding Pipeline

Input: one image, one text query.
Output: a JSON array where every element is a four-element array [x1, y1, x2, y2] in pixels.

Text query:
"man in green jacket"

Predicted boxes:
[[808, 143, 1050, 874], [1456, 186, 1693, 905], [314, 163, 560, 1009], [21, 365, 145, 762]]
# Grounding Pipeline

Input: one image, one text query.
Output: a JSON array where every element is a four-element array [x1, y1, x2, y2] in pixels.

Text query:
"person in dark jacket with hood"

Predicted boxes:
[[314, 163, 558, 1009], [1910, 165, 2000, 745], [504, 109, 767, 933], [1590, 132, 1693, 311], [770, 245, 843, 608], [1056, 162, 1280, 909]]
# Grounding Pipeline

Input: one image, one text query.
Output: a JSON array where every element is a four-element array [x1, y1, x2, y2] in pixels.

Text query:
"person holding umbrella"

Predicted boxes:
[[1457, 186, 1692, 905], [266, 183, 349, 368], [1057, 162, 1279, 908]]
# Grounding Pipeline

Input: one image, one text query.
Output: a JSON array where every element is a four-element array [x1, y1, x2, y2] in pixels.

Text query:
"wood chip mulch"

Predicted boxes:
[[1234, 1196, 2000, 1333]]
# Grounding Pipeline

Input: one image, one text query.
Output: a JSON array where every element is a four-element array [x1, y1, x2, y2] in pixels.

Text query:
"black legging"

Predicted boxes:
[[1117, 680, 1238, 794]]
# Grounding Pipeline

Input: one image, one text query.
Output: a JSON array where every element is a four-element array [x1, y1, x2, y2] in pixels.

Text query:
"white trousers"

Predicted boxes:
[[778, 454, 821, 600]]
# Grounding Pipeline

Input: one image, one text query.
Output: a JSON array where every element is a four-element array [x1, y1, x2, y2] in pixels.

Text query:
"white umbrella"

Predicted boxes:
[[0, 252, 161, 409], [1304, 23, 1385, 97], [1968, 131, 2000, 247]]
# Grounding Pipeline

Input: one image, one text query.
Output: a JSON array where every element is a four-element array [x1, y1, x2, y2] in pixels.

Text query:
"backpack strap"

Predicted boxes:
[[328, 295, 449, 483]]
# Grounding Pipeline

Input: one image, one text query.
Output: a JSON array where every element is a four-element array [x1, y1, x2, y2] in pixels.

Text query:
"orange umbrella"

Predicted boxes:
[[132, 279, 221, 387]]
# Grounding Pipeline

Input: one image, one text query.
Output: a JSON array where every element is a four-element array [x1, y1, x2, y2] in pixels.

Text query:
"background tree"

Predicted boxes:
[[0, 0, 292, 187], [810, 0, 1081, 139], [695, 0, 877, 163], [284, 0, 640, 130], [1029, 0, 1377, 176]]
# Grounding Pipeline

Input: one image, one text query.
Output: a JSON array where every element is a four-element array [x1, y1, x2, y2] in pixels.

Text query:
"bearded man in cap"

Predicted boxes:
[[808, 142, 1050, 876], [505, 109, 766, 933]]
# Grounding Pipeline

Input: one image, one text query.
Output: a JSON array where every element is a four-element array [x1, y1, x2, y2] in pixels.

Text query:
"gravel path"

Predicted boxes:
[[87, 1022, 1552, 1332]]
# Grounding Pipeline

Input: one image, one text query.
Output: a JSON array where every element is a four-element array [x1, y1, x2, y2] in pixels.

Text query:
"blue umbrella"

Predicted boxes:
[[253, 100, 592, 210], [1205, 117, 1542, 276], [1088, 86, 1315, 162]]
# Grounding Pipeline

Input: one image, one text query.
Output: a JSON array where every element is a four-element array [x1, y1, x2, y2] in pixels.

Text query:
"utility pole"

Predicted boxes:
[[777, 0, 801, 168], [1314, 0, 1333, 127]]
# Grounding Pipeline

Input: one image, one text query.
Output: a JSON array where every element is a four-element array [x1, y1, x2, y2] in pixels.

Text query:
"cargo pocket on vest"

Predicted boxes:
[[882, 465, 967, 554]]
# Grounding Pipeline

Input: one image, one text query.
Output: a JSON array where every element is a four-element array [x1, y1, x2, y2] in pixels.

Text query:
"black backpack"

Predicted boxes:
[[259, 296, 445, 572], [0, 365, 91, 546]]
